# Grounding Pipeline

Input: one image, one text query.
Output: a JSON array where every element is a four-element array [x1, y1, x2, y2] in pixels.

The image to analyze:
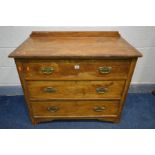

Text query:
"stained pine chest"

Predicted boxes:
[[9, 31, 142, 124]]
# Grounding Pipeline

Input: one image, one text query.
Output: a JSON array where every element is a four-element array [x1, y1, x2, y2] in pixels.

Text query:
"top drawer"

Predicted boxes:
[[23, 59, 131, 80]]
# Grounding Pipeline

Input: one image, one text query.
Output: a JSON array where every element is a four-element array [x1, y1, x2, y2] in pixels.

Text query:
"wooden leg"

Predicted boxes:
[[97, 118, 118, 123], [113, 117, 121, 123], [31, 118, 38, 125], [31, 118, 55, 124]]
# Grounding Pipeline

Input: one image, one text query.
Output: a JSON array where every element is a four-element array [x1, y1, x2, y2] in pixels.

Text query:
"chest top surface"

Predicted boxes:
[[9, 31, 142, 59]]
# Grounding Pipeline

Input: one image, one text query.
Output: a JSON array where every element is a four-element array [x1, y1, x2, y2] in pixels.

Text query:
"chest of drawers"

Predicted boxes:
[[9, 31, 142, 124]]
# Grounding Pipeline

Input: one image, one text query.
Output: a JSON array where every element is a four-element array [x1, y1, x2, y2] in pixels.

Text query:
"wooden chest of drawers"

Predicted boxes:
[[9, 31, 142, 124]]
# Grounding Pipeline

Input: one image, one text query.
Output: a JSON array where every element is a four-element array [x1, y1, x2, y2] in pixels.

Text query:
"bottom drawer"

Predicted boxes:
[[31, 101, 119, 118]]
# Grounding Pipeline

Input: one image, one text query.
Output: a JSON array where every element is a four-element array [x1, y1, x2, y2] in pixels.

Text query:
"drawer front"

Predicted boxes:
[[23, 60, 130, 80], [27, 80, 125, 100], [32, 101, 119, 117]]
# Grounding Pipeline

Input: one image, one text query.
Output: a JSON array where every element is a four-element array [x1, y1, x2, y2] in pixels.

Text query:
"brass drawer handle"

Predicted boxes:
[[96, 87, 108, 94], [47, 106, 59, 112], [98, 66, 112, 74], [41, 67, 54, 74], [43, 87, 56, 93], [93, 106, 106, 112]]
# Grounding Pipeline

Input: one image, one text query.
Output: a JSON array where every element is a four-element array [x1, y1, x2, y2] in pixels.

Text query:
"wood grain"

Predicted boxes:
[[31, 100, 119, 117], [8, 31, 142, 124], [30, 31, 121, 37], [115, 58, 138, 122], [26, 80, 125, 100], [23, 59, 130, 80], [15, 60, 36, 124], [9, 31, 142, 59]]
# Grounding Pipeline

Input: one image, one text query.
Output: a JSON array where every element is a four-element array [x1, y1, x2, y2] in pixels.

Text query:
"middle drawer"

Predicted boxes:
[[26, 80, 125, 100]]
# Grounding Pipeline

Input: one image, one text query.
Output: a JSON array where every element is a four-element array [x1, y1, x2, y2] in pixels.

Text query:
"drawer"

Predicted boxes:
[[23, 60, 130, 80], [32, 101, 119, 117], [27, 80, 125, 100]]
